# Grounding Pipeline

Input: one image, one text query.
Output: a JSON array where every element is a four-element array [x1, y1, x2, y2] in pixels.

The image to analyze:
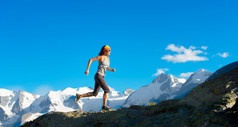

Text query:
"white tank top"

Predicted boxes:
[[97, 57, 109, 76]]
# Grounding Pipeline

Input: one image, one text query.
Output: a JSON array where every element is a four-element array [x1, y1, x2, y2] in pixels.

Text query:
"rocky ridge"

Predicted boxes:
[[22, 67, 238, 127]]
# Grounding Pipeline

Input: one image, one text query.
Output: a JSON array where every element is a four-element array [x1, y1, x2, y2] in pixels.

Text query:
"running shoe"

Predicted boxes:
[[102, 105, 112, 111], [74, 93, 81, 103]]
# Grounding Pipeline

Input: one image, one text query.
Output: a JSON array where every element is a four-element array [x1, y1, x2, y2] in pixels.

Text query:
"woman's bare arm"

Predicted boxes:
[[85, 56, 102, 75]]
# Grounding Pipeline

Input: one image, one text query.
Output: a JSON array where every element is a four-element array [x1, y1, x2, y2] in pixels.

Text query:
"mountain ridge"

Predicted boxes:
[[0, 87, 132, 127], [21, 67, 238, 127], [0, 69, 211, 126], [174, 69, 212, 99], [207, 61, 238, 80], [123, 69, 211, 107]]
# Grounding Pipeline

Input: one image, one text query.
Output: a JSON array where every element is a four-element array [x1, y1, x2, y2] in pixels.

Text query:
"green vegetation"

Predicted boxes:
[[147, 102, 157, 106]]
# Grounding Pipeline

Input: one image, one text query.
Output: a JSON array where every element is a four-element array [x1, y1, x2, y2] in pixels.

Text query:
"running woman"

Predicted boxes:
[[75, 45, 116, 111]]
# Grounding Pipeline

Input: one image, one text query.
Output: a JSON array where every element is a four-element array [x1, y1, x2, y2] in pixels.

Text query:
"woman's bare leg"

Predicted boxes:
[[75, 92, 95, 103], [103, 92, 108, 106], [80, 92, 94, 98]]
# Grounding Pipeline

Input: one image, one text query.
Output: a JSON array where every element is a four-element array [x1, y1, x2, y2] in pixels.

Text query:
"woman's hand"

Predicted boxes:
[[106, 67, 116, 72], [85, 70, 89, 75]]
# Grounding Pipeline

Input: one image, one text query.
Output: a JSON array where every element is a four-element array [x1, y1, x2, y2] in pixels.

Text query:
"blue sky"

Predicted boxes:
[[0, 0, 237, 95]]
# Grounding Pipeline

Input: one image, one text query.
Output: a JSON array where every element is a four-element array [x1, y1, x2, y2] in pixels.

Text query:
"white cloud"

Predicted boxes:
[[161, 44, 208, 63], [217, 52, 229, 58], [166, 44, 186, 53], [153, 68, 168, 76], [201, 46, 208, 50], [180, 72, 193, 78], [34, 85, 53, 96]]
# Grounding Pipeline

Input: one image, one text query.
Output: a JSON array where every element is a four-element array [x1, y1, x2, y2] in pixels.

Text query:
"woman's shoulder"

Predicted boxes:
[[98, 56, 109, 62], [95, 55, 103, 62], [101, 56, 109, 60]]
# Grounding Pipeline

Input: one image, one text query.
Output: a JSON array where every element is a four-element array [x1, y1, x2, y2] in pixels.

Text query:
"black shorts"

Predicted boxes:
[[92, 73, 110, 96]]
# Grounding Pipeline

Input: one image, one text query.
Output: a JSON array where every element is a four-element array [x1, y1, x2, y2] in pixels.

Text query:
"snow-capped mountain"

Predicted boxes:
[[29, 87, 129, 113], [0, 87, 132, 127], [0, 89, 39, 127], [123, 69, 212, 107], [174, 69, 212, 99], [123, 73, 186, 107], [123, 88, 134, 96], [0, 69, 212, 127]]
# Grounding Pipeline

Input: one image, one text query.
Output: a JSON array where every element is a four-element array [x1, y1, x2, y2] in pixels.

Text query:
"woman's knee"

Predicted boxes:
[[92, 92, 98, 97], [104, 89, 110, 93]]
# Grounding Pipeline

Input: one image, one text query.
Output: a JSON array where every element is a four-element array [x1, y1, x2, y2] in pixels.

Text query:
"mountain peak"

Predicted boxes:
[[152, 73, 173, 84], [61, 87, 77, 94], [0, 88, 14, 96], [189, 69, 212, 84], [124, 73, 185, 106], [174, 69, 212, 99], [123, 88, 134, 96], [194, 68, 206, 73]]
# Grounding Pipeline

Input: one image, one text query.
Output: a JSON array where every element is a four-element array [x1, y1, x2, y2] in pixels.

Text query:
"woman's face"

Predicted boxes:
[[104, 49, 111, 56]]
